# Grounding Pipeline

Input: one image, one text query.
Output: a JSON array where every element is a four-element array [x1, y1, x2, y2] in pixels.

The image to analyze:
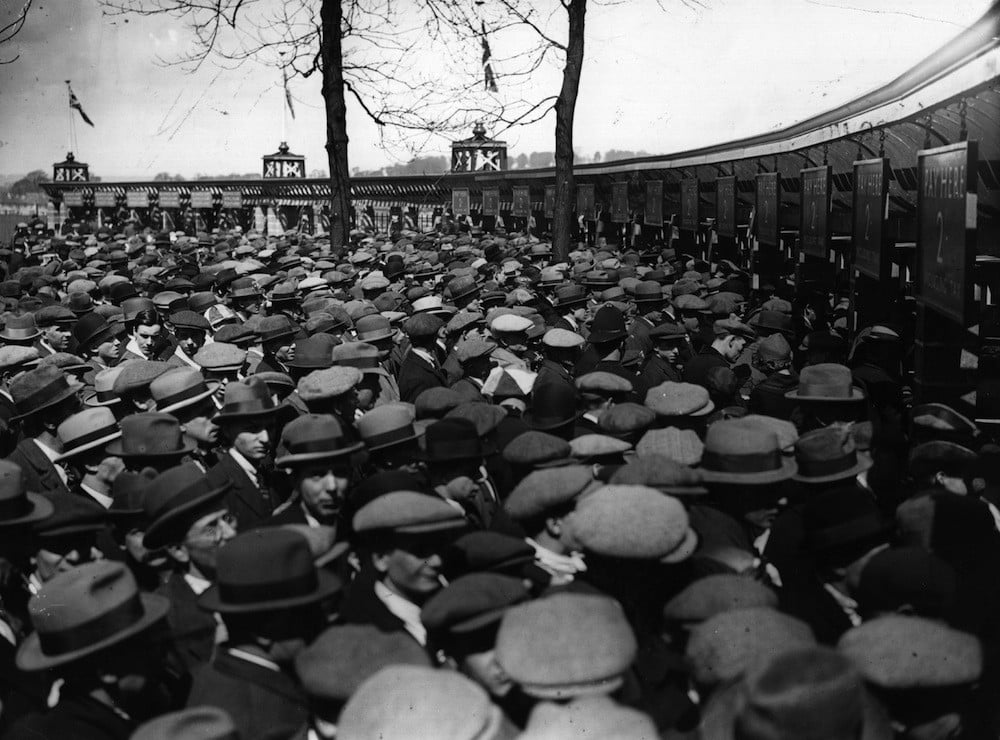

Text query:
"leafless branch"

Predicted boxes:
[[0, 0, 33, 64]]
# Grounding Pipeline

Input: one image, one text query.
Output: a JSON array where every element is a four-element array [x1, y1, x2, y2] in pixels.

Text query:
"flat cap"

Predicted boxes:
[[414, 386, 463, 419], [565, 485, 697, 563], [575, 371, 632, 395], [421, 573, 530, 636], [568, 434, 632, 460], [0, 346, 40, 371], [168, 310, 210, 331], [598, 402, 656, 436], [352, 491, 467, 535], [403, 312, 443, 339], [542, 328, 585, 349], [445, 402, 507, 437], [112, 360, 173, 395], [34, 305, 76, 327], [453, 335, 496, 363], [297, 366, 363, 402], [520, 697, 657, 740], [908, 440, 977, 477], [502, 430, 572, 468], [644, 381, 714, 417], [446, 310, 485, 336], [713, 318, 756, 340], [491, 314, 533, 334], [649, 322, 688, 341], [505, 465, 595, 521], [662, 574, 779, 623], [194, 342, 246, 372], [442, 531, 538, 580], [635, 427, 704, 466], [609, 455, 707, 494], [730, 414, 799, 452]]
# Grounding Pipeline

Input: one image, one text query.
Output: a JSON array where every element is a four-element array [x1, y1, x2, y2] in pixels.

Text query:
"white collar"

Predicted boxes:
[[526, 538, 587, 582], [301, 503, 321, 529], [184, 570, 212, 596], [227, 646, 281, 672], [33, 439, 68, 486], [80, 483, 114, 509], [173, 346, 200, 368], [228, 448, 258, 480], [373, 580, 427, 646], [410, 346, 436, 366], [125, 337, 151, 359]]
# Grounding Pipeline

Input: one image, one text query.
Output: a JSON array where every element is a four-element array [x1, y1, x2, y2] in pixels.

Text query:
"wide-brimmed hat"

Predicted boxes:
[[150, 367, 221, 414], [286, 334, 339, 370], [16, 560, 170, 672], [699, 420, 797, 484], [418, 418, 491, 462], [792, 425, 871, 484], [83, 366, 125, 407], [0, 314, 41, 342], [142, 463, 231, 550], [275, 414, 363, 467], [55, 407, 122, 462], [215, 378, 280, 421], [105, 412, 196, 458], [785, 363, 865, 403], [198, 528, 343, 614], [9, 365, 80, 420], [0, 459, 53, 529], [524, 382, 581, 431], [357, 403, 423, 452]]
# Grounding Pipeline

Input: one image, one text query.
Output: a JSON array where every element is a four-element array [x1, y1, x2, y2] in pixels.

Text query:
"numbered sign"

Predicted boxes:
[[680, 178, 699, 232], [853, 158, 890, 281], [800, 166, 831, 258], [159, 191, 181, 209], [644, 180, 663, 227], [482, 189, 500, 218], [222, 191, 243, 209], [716, 176, 737, 238], [126, 191, 149, 209], [916, 141, 977, 324], [577, 184, 596, 221], [190, 191, 214, 209], [452, 188, 470, 216], [63, 191, 84, 207], [611, 182, 629, 223], [544, 186, 556, 218], [512, 187, 531, 218], [755, 172, 780, 247], [94, 192, 117, 208]]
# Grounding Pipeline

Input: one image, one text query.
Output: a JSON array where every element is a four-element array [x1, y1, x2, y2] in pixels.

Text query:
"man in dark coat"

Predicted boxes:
[[682, 318, 755, 390], [396, 313, 448, 403], [640, 322, 688, 389]]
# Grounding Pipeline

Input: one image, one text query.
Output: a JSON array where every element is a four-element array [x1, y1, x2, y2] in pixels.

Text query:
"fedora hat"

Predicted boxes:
[[150, 367, 221, 414], [256, 315, 298, 344], [418, 418, 490, 463], [55, 408, 121, 462], [524, 382, 581, 431], [792, 426, 871, 484], [83, 366, 125, 407], [142, 463, 231, 550], [0, 314, 41, 342], [9, 365, 79, 420], [286, 334, 339, 370], [354, 314, 394, 343], [554, 284, 588, 309], [198, 528, 342, 614], [786, 363, 865, 403], [215, 378, 279, 421], [105, 412, 196, 459], [274, 414, 363, 467], [586, 305, 627, 344], [358, 403, 423, 452], [16, 560, 170, 672], [132, 707, 238, 740], [699, 420, 797, 485], [0, 460, 53, 529]]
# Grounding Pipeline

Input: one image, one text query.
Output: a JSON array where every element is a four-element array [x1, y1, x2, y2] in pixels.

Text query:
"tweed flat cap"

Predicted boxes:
[[505, 465, 595, 521], [609, 455, 707, 494], [542, 328, 585, 348], [502, 431, 572, 468], [403, 312, 443, 339], [294, 625, 430, 703], [565, 485, 697, 563], [575, 372, 633, 396], [352, 491, 467, 535], [445, 402, 507, 437], [712, 318, 756, 340], [421, 573, 530, 636], [414, 386, 463, 419], [686, 607, 816, 687], [0, 346, 40, 371], [194, 342, 246, 371], [168, 310, 210, 331], [297, 366, 362, 402], [491, 314, 534, 334], [662, 574, 779, 623], [568, 434, 632, 460], [131, 707, 237, 740], [496, 592, 637, 699], [338, 666, 502, 740], [837, 615, 982, 688], [730, 414, 799, 452], [673, 294, 709, 311], [520, 696, 657, 740], [636, 427, 704, 466], [454, 336, 497, 363], [598, 402, 656, 437], [645, 381, 714, 417], [446, 310, 485, 336], [112, 360, 173, 395]]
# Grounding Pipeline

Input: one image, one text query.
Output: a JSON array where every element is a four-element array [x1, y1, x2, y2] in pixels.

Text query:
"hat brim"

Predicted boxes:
[[83, 392, 121, 408], [54, 430, 123, 462], [196, 569, 343, 614], [792, 455, 872, 484], [699, 456, 798, 485], [215, 406, 281, 423], [0, 492, 54, 529], [10, 384, 80, 421], [660, 526, 699, 564], [415, 442, 496, 463], [523, 409, 585, 432], [357, 330, 395, 343], [104, 438, 197, 459], [784, 387, 866, 403], [155, 381, 222, 414], [275, 441, 365, 468], [142, 485, 230, 551], [586, 331, 627, 344], [363, 428, 424, 453], [16, 592, 170, 672]]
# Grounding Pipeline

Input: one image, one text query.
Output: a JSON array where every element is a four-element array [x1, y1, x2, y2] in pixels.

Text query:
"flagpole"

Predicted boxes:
[[279, 57, 287, 144]]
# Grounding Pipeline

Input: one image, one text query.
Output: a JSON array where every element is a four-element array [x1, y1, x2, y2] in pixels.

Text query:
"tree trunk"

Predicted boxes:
[[320, 0, 351, 251], [552, 0, 585, 261]]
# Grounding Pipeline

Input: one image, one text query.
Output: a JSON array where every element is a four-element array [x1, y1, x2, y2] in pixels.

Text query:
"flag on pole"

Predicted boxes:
[[66, 81, 94, 127], [481, 23, 498, 93], [282, 67, 296, 120]]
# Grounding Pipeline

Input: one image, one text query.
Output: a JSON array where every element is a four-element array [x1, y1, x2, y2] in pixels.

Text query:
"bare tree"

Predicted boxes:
[[0, 0, 33, 64]]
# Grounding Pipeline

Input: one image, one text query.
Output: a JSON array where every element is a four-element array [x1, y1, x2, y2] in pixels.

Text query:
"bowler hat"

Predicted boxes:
[[215, 378, 279, 421], [106, 412, 196, 458], [17, 561, 170, 671], [785, 363, 865, 403], [142, 463, 231, 550], [73, 312, 125, 352], [9, 365, 79, 420], [256, 315, 298, 344], [587, 305, 627, 344], [0, 460, 53, 529], [524, 382, 581, 431], [354, 314, 394, 343], [699, 420, 797, 484], [55, 407, 121, 461], [198, 528, 342, 614], [275, 414, 363, 467], [418, 418, 490, 462]]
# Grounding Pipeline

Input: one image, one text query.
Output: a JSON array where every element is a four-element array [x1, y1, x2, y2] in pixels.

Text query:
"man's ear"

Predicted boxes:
[[544, 517, 562, 538], [372, 551, 390, 575], [166, 544, 189, 564]]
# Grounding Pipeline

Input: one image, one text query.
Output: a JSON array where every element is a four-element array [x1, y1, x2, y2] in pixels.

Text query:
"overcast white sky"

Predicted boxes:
[[0, 0, 993, 179]]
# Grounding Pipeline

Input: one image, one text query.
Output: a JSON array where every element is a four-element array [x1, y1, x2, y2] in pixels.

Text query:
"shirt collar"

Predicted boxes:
[[374, 580, 427, 646], [184, 571, 212, 596], [173, 346, 200, 368], [228, 448, 258, 479], [80, 483, 114, 509], [410, 346, 436, 367], [125, 337, 150, 359]]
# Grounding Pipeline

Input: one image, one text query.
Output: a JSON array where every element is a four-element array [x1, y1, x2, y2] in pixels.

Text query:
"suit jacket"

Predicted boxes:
[[156, 572, 218, 672], [681, 346, 729, 389], [5, 694, 134, 740], [640, 355, 682, 389], [396, 351, 448, 404], [535, 359, 575, 391], [187, 647, 308, 740], [7, 439, 71, 498], [204, 453, 273, 530]]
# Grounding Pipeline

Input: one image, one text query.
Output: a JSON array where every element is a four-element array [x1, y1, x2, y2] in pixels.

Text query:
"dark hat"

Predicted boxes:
[[855, 546, 957, 620], [749, 309, 794, 336], [792, 425, 871, 484], [554, 284, 589, 309], [597, 402, 656, 438], [502, 430, 572, 468], [9, 365, 79, 420], [442, 531, 546, 583], [785, 363, 865, 403], [414, 387, 464, 420], [648, 322, 688, 342], [34, 305, 76, 327], [131, 707, 239, 740], [0, 460, 53, 529], [662, 575, 778, 624], [275, 414, 363, 467], [803, 486, 889, 564], [418, 418, 489, 463], [142, 463, 231, 550], [907, 440, 977, 479], [256, 315, 298, 344], [699, 420, 797, 484], [106, 412, 196, 459], [286, 334, 338, 370], [168, 310, 210, 331], [198, 528, 342, 614], [404, 312, 444, 340], [16, 561, 170, 671], [215, 378, 279, 421], [524, 382, 580, 431], [357, 403, 422, 452], [73, 312, 125, 352], [421, 573, 530, 642], [587, 305, 627, 344]]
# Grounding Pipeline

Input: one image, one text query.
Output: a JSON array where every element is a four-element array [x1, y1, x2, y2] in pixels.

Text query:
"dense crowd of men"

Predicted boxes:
[[0, 216, 995, 739]]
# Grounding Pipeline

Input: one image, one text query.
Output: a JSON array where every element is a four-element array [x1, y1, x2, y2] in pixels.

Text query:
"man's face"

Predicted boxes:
[[97, 335, 123, 364], [183, 508, 236, 577], [230, 420, 270, 461], [42, 324, 72, 351], [376, 540, 445, 601], [295, 462, 351, 521], [133, 323, 163, 359], [720, 335, 747, 362], [655, 342, 681, 364], [461, 649, 514, 698], [35, 535, 104, 582], [176, 328, 206, 357]]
